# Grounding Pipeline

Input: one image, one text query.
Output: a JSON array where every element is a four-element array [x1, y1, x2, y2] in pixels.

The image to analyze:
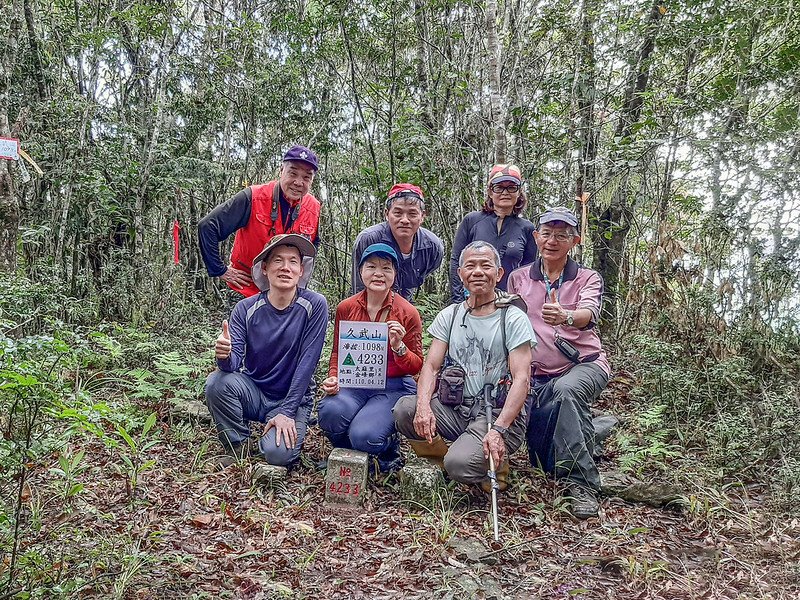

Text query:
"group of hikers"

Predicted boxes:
[[198, 145, 610, 520]]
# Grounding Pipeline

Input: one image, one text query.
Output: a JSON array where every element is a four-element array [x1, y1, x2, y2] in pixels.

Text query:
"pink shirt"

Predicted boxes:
[[507, 258, 610, 378]]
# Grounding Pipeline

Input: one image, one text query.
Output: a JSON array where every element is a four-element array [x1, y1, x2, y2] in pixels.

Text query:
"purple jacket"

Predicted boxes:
[[217, 288, 328, 416]]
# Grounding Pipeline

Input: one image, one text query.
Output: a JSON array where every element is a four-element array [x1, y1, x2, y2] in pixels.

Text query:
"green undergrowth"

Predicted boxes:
[[613, 326, 800, 512], [1, 274, 216, 597], [3, 273, 799, 596]]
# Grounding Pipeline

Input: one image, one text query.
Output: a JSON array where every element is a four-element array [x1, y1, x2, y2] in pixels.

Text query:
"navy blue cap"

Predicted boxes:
[[282, 145, 319, 172], [359, 243, 399, 269]]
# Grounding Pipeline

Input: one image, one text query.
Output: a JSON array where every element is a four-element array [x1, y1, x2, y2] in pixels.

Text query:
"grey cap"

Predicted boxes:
[[251, 234, 316, 291], [539, 206, 578, 227]]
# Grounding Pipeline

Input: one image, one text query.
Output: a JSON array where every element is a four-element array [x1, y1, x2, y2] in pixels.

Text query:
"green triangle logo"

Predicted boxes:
[[343, 353, 356, 366]]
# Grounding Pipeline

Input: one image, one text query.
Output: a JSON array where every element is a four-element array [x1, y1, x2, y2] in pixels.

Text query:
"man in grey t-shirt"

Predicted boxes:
[[394, 241, 536, 489]]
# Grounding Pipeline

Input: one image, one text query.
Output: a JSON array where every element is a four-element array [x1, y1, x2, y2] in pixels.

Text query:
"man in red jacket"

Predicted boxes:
[[199, 145, 321, 297]]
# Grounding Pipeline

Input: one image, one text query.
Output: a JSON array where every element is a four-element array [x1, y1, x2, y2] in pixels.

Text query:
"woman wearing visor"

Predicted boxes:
[[319, 244, 423, 473], [449, 164, 537, 303]]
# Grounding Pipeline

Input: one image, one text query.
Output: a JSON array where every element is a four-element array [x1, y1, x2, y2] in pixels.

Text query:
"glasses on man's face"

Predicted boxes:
[[538, 230, 573, 243], [490, 184, 520, 194]]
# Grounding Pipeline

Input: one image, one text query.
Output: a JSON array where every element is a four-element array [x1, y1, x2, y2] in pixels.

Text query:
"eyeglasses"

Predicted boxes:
[[490, 184, 520, 194], [538, 231, 573, 242]]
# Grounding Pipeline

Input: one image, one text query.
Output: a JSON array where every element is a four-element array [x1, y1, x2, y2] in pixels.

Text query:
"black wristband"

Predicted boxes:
[[492, 425, 508, 439]]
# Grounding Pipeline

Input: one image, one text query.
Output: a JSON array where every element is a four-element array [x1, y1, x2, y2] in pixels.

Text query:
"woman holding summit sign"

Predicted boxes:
[[449, 164, 537, 303], [319, 244, 424, 473]]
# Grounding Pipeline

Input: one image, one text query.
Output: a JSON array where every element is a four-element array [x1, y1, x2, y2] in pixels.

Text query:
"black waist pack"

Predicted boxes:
[[555, 335, 581, 363], [494, 377, 511, 409], [436, 365, 466, 407], [554, 334, 600, 365]]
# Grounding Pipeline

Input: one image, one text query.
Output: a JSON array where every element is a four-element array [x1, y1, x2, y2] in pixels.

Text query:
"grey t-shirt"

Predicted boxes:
[[429, 303, 537, 400]]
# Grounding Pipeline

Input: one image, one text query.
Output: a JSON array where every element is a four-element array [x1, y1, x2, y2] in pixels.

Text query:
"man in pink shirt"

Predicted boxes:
[[507, 206, 610, 519]]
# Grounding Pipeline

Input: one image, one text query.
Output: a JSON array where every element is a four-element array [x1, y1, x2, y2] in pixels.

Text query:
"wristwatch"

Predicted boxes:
[[392, 342, 408, 356], [492, 425, 508, 439], [566, 311, 574, 326]]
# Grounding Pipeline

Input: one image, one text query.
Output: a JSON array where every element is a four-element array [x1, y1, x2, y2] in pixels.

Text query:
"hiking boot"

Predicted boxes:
[[408, 436, 449, 468], [562, 482, 599, 519], [371, 453, 405, 476], [252, 463, 288, 488], [362, 434, 403, 476]]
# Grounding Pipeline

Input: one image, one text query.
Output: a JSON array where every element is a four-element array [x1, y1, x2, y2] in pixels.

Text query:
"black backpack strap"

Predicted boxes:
[[441, 303, 459, 368], [447, 303, 459, 342], [501, 305, 508, 362]]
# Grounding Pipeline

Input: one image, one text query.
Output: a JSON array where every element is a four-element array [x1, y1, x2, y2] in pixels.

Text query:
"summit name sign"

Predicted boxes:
[[336, 321, 388, 389]]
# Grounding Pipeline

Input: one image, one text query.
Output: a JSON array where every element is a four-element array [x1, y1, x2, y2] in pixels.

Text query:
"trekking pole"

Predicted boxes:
[[483, 383, 500, 542]]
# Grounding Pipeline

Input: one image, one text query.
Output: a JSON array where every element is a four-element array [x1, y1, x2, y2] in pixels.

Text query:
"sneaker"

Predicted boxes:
[[209, 440, 254, 470], [374, 434, 404, 475], [563, 482, 599, 519], [374, 454, 404, 475]]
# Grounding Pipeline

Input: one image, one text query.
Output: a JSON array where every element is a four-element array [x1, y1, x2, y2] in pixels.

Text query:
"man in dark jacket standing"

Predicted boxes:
[[351, 183, 444, 302], [199, 145, 321, 297]]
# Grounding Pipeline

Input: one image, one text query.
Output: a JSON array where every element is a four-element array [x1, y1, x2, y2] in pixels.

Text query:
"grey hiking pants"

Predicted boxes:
[[529, 362, 608, 491], [204, 370, 312, 467], [393, 393, 527, 484]]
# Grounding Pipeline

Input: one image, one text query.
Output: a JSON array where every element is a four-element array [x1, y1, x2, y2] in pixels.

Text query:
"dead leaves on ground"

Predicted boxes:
[[15, 421, 800, 599]]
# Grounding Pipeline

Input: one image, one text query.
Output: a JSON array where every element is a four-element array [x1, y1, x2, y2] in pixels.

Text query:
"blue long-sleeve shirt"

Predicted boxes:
[[449, 211, 537, 303], [217, 288, 329, 417], [351, 222, 444, 302]]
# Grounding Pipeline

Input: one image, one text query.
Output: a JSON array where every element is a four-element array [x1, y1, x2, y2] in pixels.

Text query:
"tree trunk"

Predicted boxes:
[[339, 16, 382, 194], [575, 0, 597, 264], [23, 0, 46, 100], [0, 0, 23, 273], [413, 0, 434, 132], [591, 0, 663, 332], [486, 0, 506, 163]]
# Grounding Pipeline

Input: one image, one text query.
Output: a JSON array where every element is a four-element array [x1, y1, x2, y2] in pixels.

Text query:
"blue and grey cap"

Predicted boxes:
[[539, 206, 578, 227]]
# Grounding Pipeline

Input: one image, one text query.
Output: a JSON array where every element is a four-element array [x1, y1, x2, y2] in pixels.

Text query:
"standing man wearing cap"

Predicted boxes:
[[199, 145, 321, 298], [449, 164, 537, 303], [507, 206, 610, 519], [205, 234, 329, 467], [318, 243, 423, 473], [352, 183, 444, 302]]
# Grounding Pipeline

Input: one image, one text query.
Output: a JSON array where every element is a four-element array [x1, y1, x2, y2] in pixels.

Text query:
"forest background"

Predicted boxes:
[[1, 0, 799, 598]]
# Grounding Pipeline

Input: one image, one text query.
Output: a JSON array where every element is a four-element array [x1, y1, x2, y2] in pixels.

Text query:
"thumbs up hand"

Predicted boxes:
[[541, 288, 567, 326], [215, 319, 232, 359]]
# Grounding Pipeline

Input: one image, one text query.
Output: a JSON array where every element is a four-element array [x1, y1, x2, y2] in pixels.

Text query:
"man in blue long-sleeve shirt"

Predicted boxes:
[[205, 234, 329, 467]]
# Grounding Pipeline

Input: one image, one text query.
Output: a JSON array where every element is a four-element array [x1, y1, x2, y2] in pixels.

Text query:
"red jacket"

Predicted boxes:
[[328, 291, 423, 379], [229, 181, 321, 296]]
